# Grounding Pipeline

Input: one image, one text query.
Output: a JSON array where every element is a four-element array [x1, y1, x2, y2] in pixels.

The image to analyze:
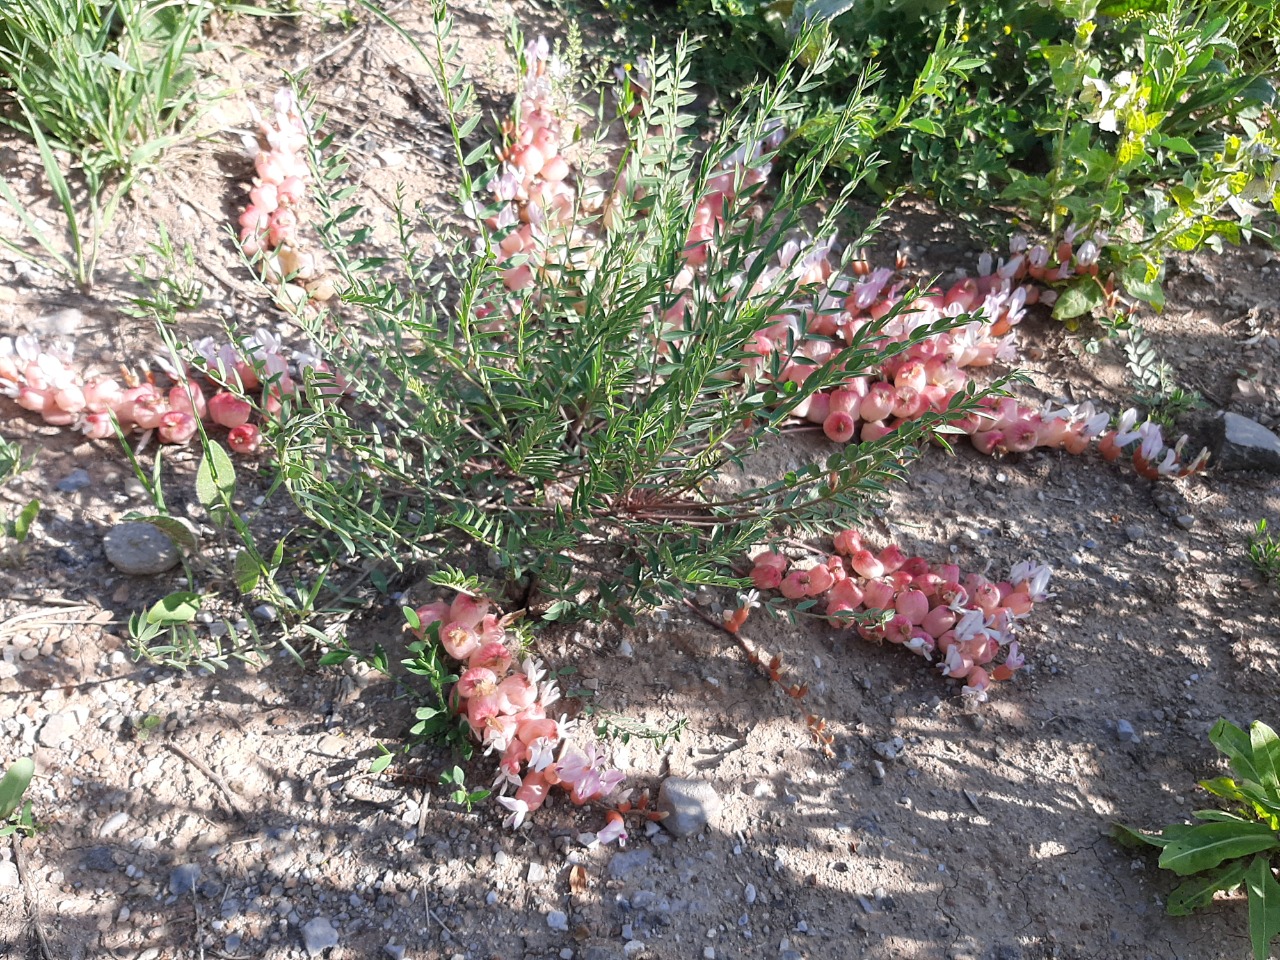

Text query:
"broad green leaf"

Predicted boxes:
[[1201, 776, 1248, 803], [233, 549, 261, 594], [1158, 822, 1279, 876], [195, 440, 236, 510], [12, 499, 39, 542], [1252, 722, 1280, 791], [1167, 859, 1249, 916], [1193, 810, 1252, 823], [0, 757, 34, 820], [370, 752, 394, 775], [1113, 822, 1197, 850], [402, 606, 422, 631], [1052, 280, 1104, 320], [907, 117, 945, 137], [318, 650, 353, 666], [1212, 718, 1263, 784], [1246, 856, 1280, 960], [146, 591, 202, 625]]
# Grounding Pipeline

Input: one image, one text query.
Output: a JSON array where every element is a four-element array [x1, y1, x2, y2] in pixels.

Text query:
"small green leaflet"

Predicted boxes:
[[11, 499, 38, 542], [146, 591, 202, 625], [0, 757, 34, 820], [195, 440, 237, 510], [1052, 280, 1104, 320], [233, 549, 261, 594]]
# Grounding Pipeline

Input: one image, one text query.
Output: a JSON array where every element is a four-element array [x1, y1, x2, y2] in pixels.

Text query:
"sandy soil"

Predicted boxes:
[[1, 2, 1279, 960]]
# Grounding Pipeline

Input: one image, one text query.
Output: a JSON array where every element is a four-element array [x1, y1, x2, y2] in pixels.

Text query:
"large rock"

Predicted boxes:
[[1212, 412, 1280, 474], [302, 917, 339, 955], [103, 522, 180, 575], [656, 777, 722, 837]]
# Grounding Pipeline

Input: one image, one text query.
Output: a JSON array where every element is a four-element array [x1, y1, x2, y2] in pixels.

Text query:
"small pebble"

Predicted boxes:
[[546, 910, 569, 932]]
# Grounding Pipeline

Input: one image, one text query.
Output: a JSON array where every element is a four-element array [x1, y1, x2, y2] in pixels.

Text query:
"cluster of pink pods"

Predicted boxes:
[[410, 592, 628, 842], [0, 334, 261, 452], [237, 89, 333, 303], [749, 533, 1050, 701], [0, 329, 346, 455], [484, 38, 578, 297]]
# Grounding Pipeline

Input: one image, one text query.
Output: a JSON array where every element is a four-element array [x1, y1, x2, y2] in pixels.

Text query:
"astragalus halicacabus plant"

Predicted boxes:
[[279, 11, 994, 619]]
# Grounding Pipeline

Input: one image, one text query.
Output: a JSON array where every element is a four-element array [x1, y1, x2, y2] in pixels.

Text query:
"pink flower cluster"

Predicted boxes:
[[237, 90, 332, 303], [411, 592, 628, 843], [748, 534, 1049, 701], [0, 334, 258, 450], [0, 330, 346, 455], [484, 38, 576, 296]]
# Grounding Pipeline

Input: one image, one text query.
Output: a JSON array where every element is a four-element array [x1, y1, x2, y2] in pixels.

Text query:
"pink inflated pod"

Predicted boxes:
[[906, 628, 936, 659], [884, 614, 913, 644], [227, 423, 262, 455], [922, 604, 957, 637], [129, 385, 168, 431], [803, 390, 832, 425], [1004, 418, 1040, 453], [945, 277, 978, 311], [469, 640, 513, 675], [937, 581, 968, 609], [78, 410, 115, 440], [910, 573, 942, 599], [168, 381, 207, 420], [828, 388, 862, 420], [457, 666, 498, 699], [970, 430, 1004, 456], [825, 596, 856, 625], [803, 560, 834, 599], [751, 562, 784, 590], [859, 382, 896, 422], [828, 577, 864, 611], [440, 621, 481, 660], [82, 376, 122, 413], [476, 614, 506, 645], [1035, 415, 1070, 448], [940, 645, 974, 679], [826, 554, 848, 582], [894, 361, 927, 393], [892, 385, 927, 420], [894, 588, 929, 625], [158, 411, 198, 445], [1004, 590, 1034, 617], [411, 601, 452, 638], [970, 579, 1001, 614], [449, 594, 489, 629], [850, 549, 885, 580], [879, 545, 907, 574], [823, 411, 856, 443], [15, 385, 51, 414], [963, 666, 991, 700], [833, 529, 862, 556], [860, 420, 892, 442], [901, 556, 930, 578], [861, 577, 895, 610], [779, 570, 811, 600], [541, 155, 570, 182], [1063, 427, 1091, 456], [497, 673, 538, 713]]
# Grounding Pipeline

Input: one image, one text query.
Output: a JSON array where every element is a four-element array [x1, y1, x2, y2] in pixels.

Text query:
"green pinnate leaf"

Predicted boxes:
[[195, 440, 236, 510]]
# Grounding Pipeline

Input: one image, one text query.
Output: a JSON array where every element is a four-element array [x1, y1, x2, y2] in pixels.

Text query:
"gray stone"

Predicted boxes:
[[302, 916, 339, 955], [56, 469, 91, 493], [38, 711, 81, 747], [546, 909, 569, 932], [656, 777, 722, 837], [252, 604, 278, 622], [607, 849, 653, 880], [169, 863, 201, 895], [0, 860, 18, 888], [384, 945, 406, 960], [98, 811, 129, 838], [1213, 412, 1280, 473], [1116, 719, 1139, 743], [1124, 525, 1145, 542], [83, 846, 116, 872], [103, 522, 180, 576]]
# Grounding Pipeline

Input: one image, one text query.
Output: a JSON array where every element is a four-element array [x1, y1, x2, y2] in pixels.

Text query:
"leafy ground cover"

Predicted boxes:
[[0, 1, 1279, 958]]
